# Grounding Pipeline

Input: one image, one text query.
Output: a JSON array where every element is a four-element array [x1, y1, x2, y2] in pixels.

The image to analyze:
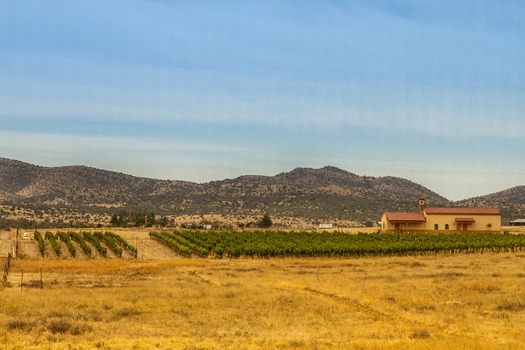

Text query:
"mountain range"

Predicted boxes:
[[1, 157, 524, 223]]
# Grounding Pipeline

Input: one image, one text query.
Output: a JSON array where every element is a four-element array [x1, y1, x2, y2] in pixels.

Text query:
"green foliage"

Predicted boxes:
[[82, 232, 107, 257], [56, 231, 76, 257], [105, 232, 137, 257], [33, 230, 137, 259], [94, 232, 122, 257], [151, 230, 525, 258], [69, 231, 92, 257], [110, 210, 157, 228], [45, 232, 61, 257], [34, 231, 45, 257], [257, 214, 273, 228], [149, 232, 197, 257]]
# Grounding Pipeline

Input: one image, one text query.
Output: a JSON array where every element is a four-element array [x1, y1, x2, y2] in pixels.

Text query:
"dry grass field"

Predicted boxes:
[[2, 232, 525, 350]]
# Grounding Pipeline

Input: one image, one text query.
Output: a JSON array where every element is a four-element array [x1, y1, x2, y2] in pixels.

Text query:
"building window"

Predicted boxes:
[[434, 224, 439, 230], [445, 224, 449, 230]]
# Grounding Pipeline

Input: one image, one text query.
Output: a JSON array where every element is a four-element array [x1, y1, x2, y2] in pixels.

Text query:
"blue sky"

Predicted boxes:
[[1, 1, 524, 200]]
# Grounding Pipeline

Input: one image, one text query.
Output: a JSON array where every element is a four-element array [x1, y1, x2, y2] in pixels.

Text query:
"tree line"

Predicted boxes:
[[109, 210, 170, 228]]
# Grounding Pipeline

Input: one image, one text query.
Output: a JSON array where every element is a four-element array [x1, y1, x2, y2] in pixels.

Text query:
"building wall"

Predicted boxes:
[[424, 213, 501, 233], [381, 213, 502, 233], [380, 214, 426, 233]]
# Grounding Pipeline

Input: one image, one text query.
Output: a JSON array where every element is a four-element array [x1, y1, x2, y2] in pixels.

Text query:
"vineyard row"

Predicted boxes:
[[150, 230, 525, 258], [34, 231, 137, 259]]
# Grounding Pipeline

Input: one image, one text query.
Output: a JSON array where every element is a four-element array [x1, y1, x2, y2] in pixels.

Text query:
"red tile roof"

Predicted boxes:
[[384, 212, 426, 222], [425, 208, 500, 215]]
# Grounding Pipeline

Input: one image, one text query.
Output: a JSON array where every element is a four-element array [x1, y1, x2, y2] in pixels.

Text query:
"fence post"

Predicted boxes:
[[15, 228, 19, 258], [1, 253, 12, 289]]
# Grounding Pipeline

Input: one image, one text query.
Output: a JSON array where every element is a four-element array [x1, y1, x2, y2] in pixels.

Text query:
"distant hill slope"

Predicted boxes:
[[457, 186, 525, 224], [0, 157, 196, 206], [1, 157, 522, 222]]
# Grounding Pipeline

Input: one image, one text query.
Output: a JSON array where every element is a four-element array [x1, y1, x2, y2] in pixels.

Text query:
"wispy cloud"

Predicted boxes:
[[1, 1, 524, 197], [0, 130, 258, 155], [2, 1, 523, 140]]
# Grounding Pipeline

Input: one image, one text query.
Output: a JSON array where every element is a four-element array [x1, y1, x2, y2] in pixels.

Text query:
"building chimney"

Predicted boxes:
[[418, 197, 425, 212]]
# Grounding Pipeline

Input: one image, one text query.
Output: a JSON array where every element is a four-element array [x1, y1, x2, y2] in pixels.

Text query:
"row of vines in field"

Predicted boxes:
[[34, 231, 137, 259], [150, 230, 525, 258]]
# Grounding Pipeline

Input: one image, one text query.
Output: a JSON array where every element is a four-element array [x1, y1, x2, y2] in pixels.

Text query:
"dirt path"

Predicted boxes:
[[58, 240, 76, 259], [16, 241, 37, 259], [134, 238, 182, 259], [70, 240, 91, 260], [44, 241, 59, 259], [303, 286, 388, 319]]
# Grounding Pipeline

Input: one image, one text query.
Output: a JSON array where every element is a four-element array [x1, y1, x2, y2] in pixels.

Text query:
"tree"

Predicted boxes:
[[258, 214, 273, 228], [110, 214, 121, 227]]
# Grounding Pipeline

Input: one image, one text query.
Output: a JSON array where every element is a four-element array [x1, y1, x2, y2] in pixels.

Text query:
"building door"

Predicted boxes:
[[395, 223, 400, 233], [457, 224, 468, 233]]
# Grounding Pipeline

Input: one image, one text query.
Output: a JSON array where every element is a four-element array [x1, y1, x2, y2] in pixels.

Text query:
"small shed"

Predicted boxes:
[[509, 219, 525, 226], [319, 223, 333, 229]]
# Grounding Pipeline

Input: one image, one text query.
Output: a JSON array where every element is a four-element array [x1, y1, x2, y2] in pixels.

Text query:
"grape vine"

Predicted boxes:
[[34, 231, 45, 257], [82, 232, 107, 257], [69, 231, 92, 257], [57, 231, 76, 257], [45, 232, 61, 257], [105, 232, 138, 257], [150, 230, 525, 258]]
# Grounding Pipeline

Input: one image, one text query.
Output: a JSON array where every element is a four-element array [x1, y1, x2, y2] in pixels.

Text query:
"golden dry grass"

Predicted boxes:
[[505, 225, 525, 234], [2, 251, 525, 349]]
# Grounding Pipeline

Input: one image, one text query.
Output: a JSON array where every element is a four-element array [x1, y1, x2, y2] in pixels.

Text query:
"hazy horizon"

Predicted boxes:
[[1, 1, 524, 201]]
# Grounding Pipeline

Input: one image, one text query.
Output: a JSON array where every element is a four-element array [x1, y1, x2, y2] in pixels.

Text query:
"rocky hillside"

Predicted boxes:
[[1, 157, 522, 223], [457, 186, 525, 224], [0, 158, 196, 207]]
